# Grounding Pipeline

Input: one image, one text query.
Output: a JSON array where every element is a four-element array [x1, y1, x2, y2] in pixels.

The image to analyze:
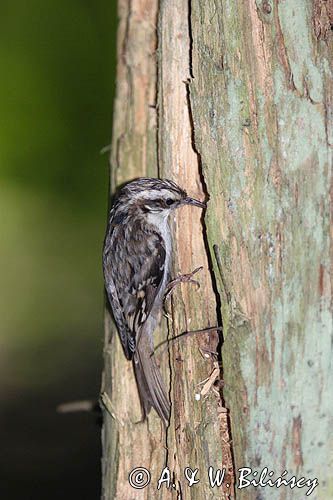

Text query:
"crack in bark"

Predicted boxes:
[[187, 0, 194, 79], [274, 6, 321, 104], [121, 0, 134, 113], [184, 77, 223, 340], [186, 4, 235, 495], [113, 0, 134, 187], [154, 1, 161, 177], [274, 6, 297, 93], [164, 302, 173, 469]]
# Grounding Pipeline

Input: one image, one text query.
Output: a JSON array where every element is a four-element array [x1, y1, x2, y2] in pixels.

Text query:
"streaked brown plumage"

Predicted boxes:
[[103, 177, 205, 424]]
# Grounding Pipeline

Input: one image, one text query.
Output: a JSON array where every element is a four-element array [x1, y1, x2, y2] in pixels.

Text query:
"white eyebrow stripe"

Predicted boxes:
[[131, 189, 176, 200]]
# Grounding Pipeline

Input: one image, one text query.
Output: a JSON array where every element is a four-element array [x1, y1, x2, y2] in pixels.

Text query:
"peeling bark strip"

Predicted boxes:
[[157, 0, 233, 496], [102, 0, 332, 499], [102, 0, 231, 499]]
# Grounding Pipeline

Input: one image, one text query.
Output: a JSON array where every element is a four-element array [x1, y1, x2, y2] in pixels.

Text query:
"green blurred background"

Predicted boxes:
[[0, 1, 117, 498]]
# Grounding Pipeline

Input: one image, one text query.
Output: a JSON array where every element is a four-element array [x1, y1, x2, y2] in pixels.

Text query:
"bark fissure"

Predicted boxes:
[[154, 4, 161, 178], [164, 313, 173, 468], [186, 7, 235, 492], [157, 0, 229, 496], [187, 0, 194, 79], [185, 76, 224, 387]]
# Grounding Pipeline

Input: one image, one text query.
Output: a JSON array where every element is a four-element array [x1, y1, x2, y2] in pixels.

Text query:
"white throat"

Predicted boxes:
[[146, 211, 172, 287]]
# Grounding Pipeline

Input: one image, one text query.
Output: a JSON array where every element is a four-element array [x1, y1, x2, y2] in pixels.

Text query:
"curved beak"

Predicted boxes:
[[183, 196, 206, 209]]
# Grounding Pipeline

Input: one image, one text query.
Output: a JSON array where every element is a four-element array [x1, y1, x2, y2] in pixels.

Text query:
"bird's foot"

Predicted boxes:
[[164, 266, 203, 303]]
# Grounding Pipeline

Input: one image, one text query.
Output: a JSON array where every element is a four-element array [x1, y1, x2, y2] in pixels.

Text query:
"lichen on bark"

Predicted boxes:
[[189, 1, 333, 498], [102, 1, 333, 499]]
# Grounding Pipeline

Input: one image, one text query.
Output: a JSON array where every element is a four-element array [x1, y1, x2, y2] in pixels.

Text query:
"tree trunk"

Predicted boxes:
[[102, 1, 332, 499]]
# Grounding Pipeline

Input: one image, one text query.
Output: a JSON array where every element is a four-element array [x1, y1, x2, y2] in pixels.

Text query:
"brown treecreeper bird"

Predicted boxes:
[[103, 177, 205, 424]]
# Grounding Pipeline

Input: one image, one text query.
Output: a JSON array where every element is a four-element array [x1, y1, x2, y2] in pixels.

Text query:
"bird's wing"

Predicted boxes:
[[103, 221, 166, 360]]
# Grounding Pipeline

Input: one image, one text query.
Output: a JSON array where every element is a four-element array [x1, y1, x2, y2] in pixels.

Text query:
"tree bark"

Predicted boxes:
[[102, 1, 332, 499], [189, 1, 333, 499]]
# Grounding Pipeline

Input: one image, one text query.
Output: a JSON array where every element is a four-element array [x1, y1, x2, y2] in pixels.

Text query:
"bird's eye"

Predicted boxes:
[[166, 198, 174, 206]]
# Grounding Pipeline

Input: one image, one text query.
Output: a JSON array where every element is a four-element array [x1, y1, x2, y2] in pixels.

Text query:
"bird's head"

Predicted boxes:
[[116, 178, 206, 219]]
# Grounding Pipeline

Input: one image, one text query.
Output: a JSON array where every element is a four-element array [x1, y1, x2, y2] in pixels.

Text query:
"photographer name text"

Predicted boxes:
[[128, 466, 318, 496]]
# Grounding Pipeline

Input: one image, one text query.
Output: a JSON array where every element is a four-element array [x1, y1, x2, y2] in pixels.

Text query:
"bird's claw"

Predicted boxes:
[[163, 266, 203, 311]]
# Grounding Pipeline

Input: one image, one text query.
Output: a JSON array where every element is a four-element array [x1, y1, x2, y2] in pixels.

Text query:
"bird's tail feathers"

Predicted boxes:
[[133, 341, 170, 425]]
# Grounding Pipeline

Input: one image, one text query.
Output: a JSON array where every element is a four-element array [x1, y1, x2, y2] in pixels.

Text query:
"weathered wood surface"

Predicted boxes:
[[101, 1, 165, 499], [101, 0, 229, 499], [189, 0, 333, 498], [157, 0, 231, 497], [102, 0, 333, 499]]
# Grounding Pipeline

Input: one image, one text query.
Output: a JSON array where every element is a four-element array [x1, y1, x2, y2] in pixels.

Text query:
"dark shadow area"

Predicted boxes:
[[0, 1, 117, 498]]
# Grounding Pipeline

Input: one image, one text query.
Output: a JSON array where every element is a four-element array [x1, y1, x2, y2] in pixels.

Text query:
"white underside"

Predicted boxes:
[[146, 211, 172, 309]]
